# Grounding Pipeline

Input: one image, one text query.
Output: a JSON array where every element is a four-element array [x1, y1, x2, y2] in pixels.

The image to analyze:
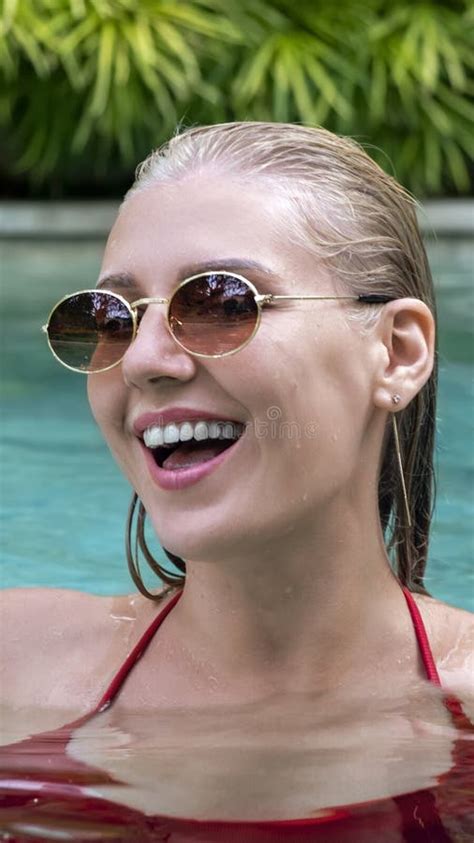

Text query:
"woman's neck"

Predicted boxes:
[[155, 518, 407, 701]]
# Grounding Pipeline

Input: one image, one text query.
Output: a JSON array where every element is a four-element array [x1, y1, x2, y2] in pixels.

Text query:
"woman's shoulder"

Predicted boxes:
[[0, 586, 127, 650], [0, 586, 171, 709], [412, 590, 473, 636], [0, 583, 172, 625], [411, 592, 473, 695]]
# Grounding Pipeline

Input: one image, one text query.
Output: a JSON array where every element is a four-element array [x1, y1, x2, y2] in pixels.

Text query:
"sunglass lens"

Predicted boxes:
[[168, 274, 259, 355], [47, 291, 134, 372]]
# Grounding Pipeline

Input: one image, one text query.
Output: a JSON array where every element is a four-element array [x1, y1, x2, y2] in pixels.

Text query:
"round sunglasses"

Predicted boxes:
[[42, 271, 395, 373]]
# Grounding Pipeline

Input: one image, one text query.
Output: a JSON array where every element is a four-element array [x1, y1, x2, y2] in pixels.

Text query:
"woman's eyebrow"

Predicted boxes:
[[96, 260, 284, 291], [177, 258, 279, 280], [96, 272, 137, 291]]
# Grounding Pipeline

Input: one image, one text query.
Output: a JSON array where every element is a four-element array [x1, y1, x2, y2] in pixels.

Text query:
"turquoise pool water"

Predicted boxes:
[[1, 238, 473, 608]]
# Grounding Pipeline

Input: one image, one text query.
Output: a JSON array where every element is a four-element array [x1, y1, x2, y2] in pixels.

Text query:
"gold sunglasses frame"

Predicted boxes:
[[42, 270, 394, 374]]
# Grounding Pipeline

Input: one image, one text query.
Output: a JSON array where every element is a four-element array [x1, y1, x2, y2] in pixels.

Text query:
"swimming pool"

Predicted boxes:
[[1, 237, 473, 608]]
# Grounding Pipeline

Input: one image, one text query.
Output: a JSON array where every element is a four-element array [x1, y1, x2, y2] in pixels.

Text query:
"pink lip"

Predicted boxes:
[[133, 407, 243, 437], [140, 435, 244, 491]]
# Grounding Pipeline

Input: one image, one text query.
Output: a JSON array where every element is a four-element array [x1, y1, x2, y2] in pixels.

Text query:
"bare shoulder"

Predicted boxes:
[[0, 586, 116, 653], [412, 592, 473, 696], [0, 586, 171, 710]]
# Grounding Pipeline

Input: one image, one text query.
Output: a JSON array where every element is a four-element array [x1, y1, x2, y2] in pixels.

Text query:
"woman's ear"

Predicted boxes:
[[372, 299, 435, 411]]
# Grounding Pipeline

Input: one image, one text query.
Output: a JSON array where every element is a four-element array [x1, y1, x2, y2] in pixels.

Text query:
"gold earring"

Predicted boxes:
[[391, 414, 412, 528]]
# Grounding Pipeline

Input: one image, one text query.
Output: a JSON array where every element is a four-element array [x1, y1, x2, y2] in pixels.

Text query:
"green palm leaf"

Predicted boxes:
[[1, 0, 472, 196], [90, 20, 115, 115]]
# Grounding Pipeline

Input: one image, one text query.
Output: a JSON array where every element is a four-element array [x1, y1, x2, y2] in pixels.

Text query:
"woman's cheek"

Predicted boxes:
[[87, 373, 126, 431]]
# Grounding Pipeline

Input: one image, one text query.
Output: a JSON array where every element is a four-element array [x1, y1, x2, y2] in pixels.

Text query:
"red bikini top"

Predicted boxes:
[[1, 584, 473, 842]]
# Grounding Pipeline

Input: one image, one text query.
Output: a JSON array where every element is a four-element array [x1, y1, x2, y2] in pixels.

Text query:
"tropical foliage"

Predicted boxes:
[[1, 0, 473, 196]]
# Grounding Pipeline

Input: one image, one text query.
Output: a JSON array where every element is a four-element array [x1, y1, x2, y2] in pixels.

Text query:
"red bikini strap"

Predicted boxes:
[[400, 586, 441, 686], [99, 586, 442, 700], [95, 588, 184, 713], [402, 586, 474, 730], [92, 583, 472, 733]]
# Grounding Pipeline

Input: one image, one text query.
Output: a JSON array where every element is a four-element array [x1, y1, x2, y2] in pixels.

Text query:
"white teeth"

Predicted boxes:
[[143, 425, 164, 447], [194, 421, 209, 441], [221, 422, 238, 439], [208, 421, 221, 439], [142, 419, 243, 449], [164, 423, 180, 444], [179, 422, 194, 442]]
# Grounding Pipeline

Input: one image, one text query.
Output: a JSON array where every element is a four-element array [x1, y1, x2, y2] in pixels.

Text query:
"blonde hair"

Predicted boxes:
[[125, 122, 437, 598]]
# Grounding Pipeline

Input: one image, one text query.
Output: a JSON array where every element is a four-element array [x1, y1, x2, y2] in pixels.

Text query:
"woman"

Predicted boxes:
[[1, 122, 473, 841]]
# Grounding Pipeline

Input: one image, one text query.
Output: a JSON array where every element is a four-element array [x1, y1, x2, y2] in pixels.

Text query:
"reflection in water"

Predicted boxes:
[[1, 688, 473, 842]]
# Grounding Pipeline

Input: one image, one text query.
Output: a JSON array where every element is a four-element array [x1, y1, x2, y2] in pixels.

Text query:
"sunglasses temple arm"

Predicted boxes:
[[258, 294, 395, 304], [357, 294, 395, 304]]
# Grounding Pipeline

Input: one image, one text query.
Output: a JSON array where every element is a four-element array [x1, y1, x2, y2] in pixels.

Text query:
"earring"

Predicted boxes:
[[391, 414, 412, 528], [391, 394, 401, 405]]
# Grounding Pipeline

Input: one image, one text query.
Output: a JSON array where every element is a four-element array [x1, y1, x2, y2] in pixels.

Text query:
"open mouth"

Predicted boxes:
[[152, 437, 239, 470], [143, 422, 246, 472]]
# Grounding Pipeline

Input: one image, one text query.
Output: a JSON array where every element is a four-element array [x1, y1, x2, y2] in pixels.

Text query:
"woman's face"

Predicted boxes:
[[88, 175, 380, 562]]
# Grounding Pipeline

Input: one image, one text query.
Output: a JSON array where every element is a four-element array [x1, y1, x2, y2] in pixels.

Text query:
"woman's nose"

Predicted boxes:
[[121, 303, 197, 387]]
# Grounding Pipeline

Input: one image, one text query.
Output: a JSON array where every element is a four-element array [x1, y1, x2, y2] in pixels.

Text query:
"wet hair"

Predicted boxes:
[[124, 122, 437, 598]]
